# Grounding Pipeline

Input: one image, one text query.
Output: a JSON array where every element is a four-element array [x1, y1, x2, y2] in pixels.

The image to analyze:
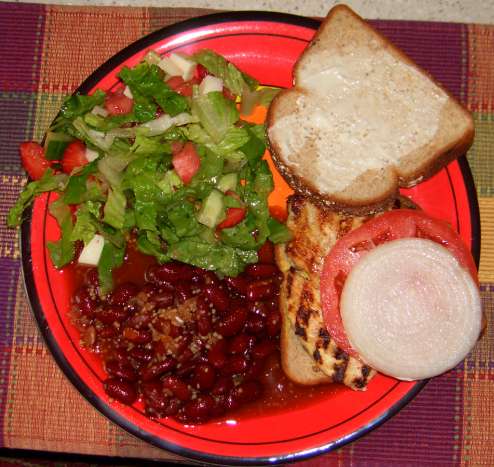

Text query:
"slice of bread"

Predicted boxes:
[[267, 5, 474, 214]]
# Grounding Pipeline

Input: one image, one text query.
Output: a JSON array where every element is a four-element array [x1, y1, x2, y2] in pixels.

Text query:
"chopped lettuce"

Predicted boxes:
[[119, 63, 188, 117], [103, 188, 126, 229], [7, 48, 289, 291], [97, 241, 125, 295], [193, 49, 258, 95], [191, 91, 238, 143], [7, 170, 68, 227], [47, 198, 75, 268]]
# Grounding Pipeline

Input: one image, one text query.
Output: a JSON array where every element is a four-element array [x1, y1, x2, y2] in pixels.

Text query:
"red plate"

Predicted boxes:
[[21, 12, 480, 465]]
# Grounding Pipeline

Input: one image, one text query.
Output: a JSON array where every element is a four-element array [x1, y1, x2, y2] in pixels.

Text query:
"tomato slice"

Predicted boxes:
[[172, 141, 201, 184], [320, 209, 478, 358], [217, 207, 246, 229], [104, 91, 133, 115]]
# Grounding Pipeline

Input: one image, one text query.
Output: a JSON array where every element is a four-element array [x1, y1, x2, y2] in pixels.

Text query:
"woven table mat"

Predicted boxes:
[[0, 2, 493, 465]]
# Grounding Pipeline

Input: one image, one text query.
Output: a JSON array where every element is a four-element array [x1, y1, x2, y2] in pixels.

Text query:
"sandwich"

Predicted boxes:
[[268, 5, 481, 389]]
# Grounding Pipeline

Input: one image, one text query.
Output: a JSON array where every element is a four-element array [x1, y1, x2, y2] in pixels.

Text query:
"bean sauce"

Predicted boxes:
[[71, 241, 333, 424]]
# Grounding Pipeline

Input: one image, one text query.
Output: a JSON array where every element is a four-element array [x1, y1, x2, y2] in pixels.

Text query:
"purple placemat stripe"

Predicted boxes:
[[0, 3, 45, 93]]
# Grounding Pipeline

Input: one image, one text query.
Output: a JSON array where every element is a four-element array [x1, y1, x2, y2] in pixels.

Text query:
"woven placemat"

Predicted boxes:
[[0, 2, 493, 465]]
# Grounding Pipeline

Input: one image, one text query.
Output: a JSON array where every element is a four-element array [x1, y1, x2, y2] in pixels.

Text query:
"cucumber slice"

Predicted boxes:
[[216, 173, 238, 193], [197, 189, 224, 228], [44, 131, 72, 160]]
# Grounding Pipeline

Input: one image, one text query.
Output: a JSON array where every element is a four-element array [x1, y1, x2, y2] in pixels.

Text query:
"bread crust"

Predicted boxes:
[[266, 4, 474, 215]]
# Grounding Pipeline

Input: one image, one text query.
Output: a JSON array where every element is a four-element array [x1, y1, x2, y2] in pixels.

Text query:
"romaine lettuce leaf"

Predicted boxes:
[[47, 198, 75, 268], [7, 169, 68, 227], [191, 91, 238, 143]]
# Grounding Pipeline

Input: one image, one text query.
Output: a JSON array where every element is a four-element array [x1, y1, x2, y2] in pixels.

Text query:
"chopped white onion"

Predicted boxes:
[[78, 234, 105, 266], [123, 85, 133, 99], [91, 105, 109, 117], [199, 75, 223, 95], [169, 53, 197, 80], [141, 112, 196, 136], [340, 238, 482, 381], [158, 56, 182, 77], [85, 147, 99, 162]]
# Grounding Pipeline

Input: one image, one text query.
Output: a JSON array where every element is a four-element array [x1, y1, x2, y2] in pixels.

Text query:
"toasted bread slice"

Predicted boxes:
[[267, 5, 474, 214], [275, 195, 375, 390]]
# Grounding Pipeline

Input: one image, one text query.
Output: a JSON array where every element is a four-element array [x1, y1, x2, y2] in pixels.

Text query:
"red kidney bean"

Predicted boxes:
[[193, 363, 216, 390], [128, 347, 153, 364], [153, 262, 197, 283], [246, 280, 276, 301], [245, 263, 278, 278], [98, 325, 118, 339], [106, 360, 137, 381], [150, 290, 174, 308], [197, 313, 212, 336], [228, 333, 254, 355], [211, 376, 234, 396], [266, 310, 281, 337], [110, 282, 139, 306], [162, 375, 191, 401], [123, 327, 152, 344], [183, 395, 215, 422], [215, 307, 248, 337], [207, 340, 227, 369], [265, 297, 279, 313], [176, 348, 194, 365], [203, 284, 230, 313], [202, 271, 219, 286], [244, 313, 266, 335], [141, 283, 159, 297], [140, 357, 177, 382], [175, 282, 194, 303], [252, 340, 277, 360], [73, 287, 99, 317], [104, 378, 137, 405], [257, 241, 275, 264], [125, 313, 151, 330], [248, 301, 269, 318], [163, 397, 182, 416], [221, 355, 249, 375], [223, 276, 249, 295], [97, 305, 129, 324]]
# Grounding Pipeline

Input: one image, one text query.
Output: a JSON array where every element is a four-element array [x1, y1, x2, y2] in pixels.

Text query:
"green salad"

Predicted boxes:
[[8, 49, 290, 294]]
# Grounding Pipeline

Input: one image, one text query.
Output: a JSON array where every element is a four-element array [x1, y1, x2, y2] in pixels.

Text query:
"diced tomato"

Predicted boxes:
[[217, 207, 246, 229], [269, 205, 287, 222], [166, 76, 200, 97], [62, 140, 88, 174], [104, 91, 133, 115], [195, 64, 209, 80], [320, 209, 479, 358], [172, 141, 201, 184], [20, 142, 51, 180]]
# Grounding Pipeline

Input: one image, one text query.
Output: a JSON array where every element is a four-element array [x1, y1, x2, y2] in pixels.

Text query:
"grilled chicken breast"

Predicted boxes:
[[275, 195, 376, 390]]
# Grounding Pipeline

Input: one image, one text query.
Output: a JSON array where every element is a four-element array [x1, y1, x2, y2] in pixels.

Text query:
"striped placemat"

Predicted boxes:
[[0, 2, 493, 465]]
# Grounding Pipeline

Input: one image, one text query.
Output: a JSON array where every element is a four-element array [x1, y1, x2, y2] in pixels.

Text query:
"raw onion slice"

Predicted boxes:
[[340, 238, 482, 380]]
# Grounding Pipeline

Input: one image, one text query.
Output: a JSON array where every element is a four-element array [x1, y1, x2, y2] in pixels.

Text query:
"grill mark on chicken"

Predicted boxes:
[[319, 327, 331, 350], [277, 194, 377, 391], [296, 306, 311, 326], [295, 322, 307, 340]]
